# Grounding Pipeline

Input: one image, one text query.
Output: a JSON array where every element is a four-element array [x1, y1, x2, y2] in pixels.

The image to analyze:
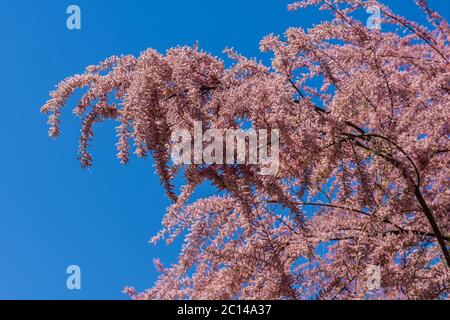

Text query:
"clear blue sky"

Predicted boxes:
[[0, 0, 448, 299]]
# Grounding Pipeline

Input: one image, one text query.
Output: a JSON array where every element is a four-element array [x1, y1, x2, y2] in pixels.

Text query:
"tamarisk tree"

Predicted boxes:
[[41, 0, 449, 299]]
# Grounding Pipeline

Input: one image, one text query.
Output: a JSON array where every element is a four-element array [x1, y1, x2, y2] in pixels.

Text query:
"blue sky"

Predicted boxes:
[[0, 0, 448, 299]]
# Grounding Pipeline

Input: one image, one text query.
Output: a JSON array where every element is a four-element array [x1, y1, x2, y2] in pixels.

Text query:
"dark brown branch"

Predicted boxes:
[[288, 78, 329, 115], [414, 186, 450, 267]]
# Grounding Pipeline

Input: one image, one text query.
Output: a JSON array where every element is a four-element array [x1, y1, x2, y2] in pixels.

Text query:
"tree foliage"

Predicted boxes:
[[41, 0, 449, 299]]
